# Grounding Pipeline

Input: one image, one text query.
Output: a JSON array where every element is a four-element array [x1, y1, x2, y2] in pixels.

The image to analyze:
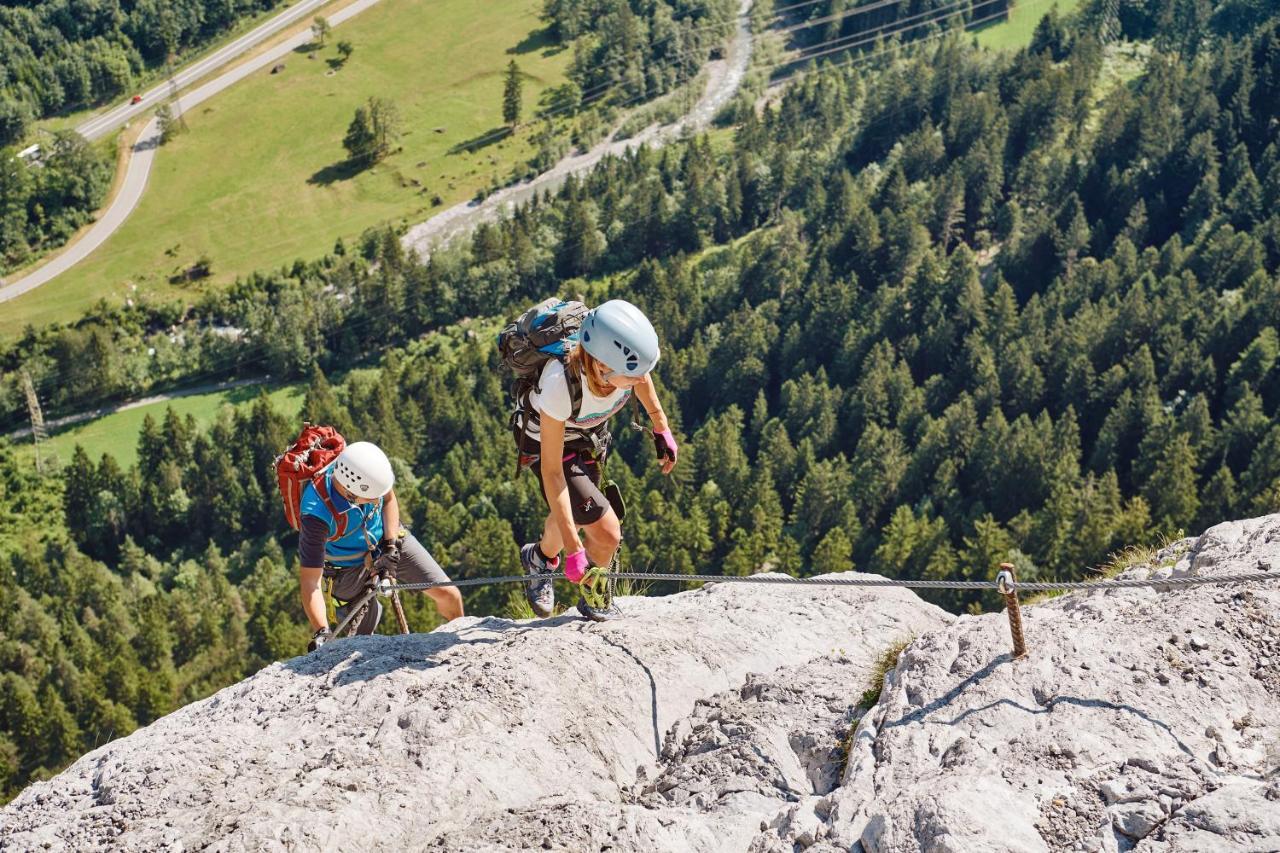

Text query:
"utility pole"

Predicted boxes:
[[166, 55, 189, 132], [21, 369, 52, 474]]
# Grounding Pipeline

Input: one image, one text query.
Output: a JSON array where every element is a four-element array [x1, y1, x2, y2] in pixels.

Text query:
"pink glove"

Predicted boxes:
[[653, 429, 678, 464], [564, 550, 589, 583]]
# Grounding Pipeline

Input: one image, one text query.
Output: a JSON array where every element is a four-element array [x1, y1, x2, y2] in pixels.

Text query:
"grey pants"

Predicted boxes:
[[327, 532, 450, 635]]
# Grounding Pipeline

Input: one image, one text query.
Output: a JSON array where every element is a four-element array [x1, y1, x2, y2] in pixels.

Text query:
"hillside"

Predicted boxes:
[[1, 0, 1279, 822], [1, 515, 1276, 851], [0, 0, 739, 335]]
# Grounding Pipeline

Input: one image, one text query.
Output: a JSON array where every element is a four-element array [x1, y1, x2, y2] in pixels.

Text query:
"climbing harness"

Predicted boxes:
[[327, 552, 412, 639], [331, 584, 376, 638], [330, 577, 412, 638]]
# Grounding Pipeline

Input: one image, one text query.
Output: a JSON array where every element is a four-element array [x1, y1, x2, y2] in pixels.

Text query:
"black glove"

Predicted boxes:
[[652, 428, 678, 464], [374, 537, 401, 581], [308, 626, 331, 652]]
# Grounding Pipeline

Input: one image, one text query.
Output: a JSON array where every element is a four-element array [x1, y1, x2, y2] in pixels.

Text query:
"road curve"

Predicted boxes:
[[4, 4, 753, 435], [0, 118, 162, 305], [0, 0, 386, 305], [2, 0, 746, 306], [401, 0, 755, 260]]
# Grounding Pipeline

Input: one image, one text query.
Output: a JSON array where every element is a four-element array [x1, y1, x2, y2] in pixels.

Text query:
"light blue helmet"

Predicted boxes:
[[580, 300, 660, 377]]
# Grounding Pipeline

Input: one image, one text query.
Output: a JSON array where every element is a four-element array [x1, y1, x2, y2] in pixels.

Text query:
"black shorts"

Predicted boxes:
[[516, 431, 610, 526]]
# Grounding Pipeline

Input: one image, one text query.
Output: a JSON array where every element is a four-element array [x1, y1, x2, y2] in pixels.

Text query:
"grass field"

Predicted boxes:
[[0, 0, 572, 338], [973, 0, 1084, 51], [15, 383, 304, 469]]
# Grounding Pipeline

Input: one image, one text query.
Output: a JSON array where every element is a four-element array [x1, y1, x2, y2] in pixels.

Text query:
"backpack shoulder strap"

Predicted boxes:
[[311, 474, 349, 542], [564, 359, 585, 417], [628, 388, 644, 431]]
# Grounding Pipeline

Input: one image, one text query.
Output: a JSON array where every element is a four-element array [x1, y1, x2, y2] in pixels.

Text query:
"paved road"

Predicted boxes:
[[0, 0, 386, 305], [0, 118, 163, 306], [1, 0, 746, 306], [75, 0, 341, 143], [5, 3, 754, 438], [401, 0, 756, 260]]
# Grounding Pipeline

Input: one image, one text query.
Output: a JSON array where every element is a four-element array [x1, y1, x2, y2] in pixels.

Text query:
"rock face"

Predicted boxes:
[[791, 515, 1280, 853], [2, 516, 1278, 853], [0, 575, 947, 852]]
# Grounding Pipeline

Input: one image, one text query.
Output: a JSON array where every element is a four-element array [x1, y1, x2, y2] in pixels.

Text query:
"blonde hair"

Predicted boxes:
[[569, 345, 611, 398]]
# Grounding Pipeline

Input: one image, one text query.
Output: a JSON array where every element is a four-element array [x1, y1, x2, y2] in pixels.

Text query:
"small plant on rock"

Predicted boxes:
[[859, 637, 913, 709]]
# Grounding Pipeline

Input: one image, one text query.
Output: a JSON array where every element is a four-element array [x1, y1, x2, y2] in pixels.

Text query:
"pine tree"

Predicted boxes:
[[502, 60, 523, 129], [555, 196, 605, 278], [343, 104, 376, 164], [1142, 433, 1200, 534], [343, 98, 400, 166], [1198, 465, 1238, 530], [871, 505, 957, 582], [369, 97, 402, 161], [1053, 193, 1091, 274], [301, 363, 354, 434], [63, 446, 97, 550], [1030, 5, 1070, 59], [37, 683, 81, 768], [156, 103, 181, 144], [811, 526, 854, 575]]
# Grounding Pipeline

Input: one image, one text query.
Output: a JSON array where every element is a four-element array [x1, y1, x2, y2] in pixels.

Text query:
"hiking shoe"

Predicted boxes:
[[520, 542, 555, 617], [576, 594, 623, 622]]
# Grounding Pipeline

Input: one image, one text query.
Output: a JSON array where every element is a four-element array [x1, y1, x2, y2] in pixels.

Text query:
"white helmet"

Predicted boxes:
[[331, 441, 395, 498], [580, 300, 660, 377]]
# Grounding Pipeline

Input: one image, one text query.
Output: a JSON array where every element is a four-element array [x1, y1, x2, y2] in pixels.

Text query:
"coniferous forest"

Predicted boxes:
[[1, 0, 1279, 803]]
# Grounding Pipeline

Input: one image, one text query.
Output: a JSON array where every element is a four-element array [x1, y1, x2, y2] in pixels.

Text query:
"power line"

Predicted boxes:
[[10, 2, 1013, 414], [10, 0, 1005, 289], [11, 0, 1042, 417], [774, 0, 971, 39], [784, 0, 1008, 68], [475, 0, 994, 154]]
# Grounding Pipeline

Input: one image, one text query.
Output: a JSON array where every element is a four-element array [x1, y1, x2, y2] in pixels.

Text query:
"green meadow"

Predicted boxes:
[[1, 0, 571, 337]]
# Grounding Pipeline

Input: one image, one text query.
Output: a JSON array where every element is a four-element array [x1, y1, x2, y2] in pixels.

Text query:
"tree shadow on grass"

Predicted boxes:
[[448, 126, 511, 155], [223, 384, 272, 406], [309, 158, 367, 186], [508, 26, 563, 56]]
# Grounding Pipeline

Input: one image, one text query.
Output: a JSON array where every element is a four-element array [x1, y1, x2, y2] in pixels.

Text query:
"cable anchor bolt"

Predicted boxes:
[[997, 562, 1028, 660]]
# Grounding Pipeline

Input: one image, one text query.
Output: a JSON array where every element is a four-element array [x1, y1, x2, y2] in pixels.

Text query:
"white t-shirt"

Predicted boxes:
[[525, 358, 631, 440]]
